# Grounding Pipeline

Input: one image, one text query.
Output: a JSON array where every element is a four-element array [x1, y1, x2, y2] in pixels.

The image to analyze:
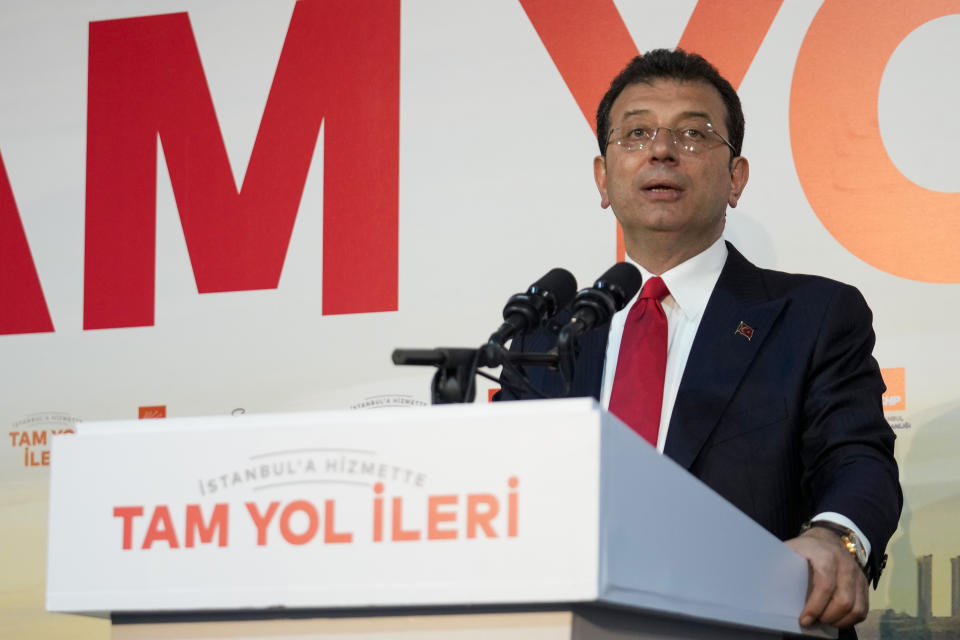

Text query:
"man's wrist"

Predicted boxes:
[[800, 520, 868, 571], [810, 512, 872, 557]]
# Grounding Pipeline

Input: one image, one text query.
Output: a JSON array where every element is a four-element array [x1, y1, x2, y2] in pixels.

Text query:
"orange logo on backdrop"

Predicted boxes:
[[792, 1, 960, 282], [138, 405, 166, 419], [880, 368, 905, 412]]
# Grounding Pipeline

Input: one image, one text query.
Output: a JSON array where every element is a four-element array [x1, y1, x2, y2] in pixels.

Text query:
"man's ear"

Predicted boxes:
[[594, 155, 611, 209], [728, 156, 749, 208]]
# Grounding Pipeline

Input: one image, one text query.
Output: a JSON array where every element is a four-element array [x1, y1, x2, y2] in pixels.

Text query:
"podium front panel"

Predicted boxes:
[[47, 399, 602, 614]]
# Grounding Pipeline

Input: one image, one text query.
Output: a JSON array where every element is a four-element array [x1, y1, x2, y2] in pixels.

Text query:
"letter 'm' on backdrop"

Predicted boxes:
[[1, 1, 958, 637]]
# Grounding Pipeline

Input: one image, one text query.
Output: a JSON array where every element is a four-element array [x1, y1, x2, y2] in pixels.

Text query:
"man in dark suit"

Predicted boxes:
[[497, 50, 901, 636]]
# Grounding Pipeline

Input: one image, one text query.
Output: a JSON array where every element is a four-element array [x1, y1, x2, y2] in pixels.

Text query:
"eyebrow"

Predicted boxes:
[[619, 109, 714, 122]]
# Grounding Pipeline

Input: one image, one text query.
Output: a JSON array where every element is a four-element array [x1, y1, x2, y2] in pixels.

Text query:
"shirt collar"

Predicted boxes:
[[627, 236, 728, 320]]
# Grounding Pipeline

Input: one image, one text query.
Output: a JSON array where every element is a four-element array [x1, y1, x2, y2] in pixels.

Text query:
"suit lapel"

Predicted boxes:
[[664, 245, 786, 469]]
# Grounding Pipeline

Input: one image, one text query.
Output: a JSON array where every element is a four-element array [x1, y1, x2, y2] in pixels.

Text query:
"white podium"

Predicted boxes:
[[47, 398, 833, 639]]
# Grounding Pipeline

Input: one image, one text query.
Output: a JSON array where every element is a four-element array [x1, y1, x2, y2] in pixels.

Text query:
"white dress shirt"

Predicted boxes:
[[598, 236, 871, 556], [601, 236, 727, 453]]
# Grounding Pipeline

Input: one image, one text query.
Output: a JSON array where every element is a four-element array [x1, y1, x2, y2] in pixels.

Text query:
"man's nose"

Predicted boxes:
[[648, 127, 678, 161]]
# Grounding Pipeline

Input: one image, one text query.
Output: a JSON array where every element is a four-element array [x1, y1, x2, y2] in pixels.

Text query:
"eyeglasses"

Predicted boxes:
[[607, 119, 736, 155]]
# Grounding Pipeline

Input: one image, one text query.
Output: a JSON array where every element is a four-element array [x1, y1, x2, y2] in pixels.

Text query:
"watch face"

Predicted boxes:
[[842, 534, 867, 566]]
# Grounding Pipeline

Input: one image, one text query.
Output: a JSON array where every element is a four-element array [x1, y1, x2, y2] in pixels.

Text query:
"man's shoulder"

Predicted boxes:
[[758, 264, 855, 297], [725, 242, 866, 303]]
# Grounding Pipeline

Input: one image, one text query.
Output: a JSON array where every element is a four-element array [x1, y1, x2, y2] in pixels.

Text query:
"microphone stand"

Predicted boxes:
[[392, 346, 559, 404]]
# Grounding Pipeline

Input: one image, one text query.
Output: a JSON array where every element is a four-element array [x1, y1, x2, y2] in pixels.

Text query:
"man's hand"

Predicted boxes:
[[785, 526, 869, 629]]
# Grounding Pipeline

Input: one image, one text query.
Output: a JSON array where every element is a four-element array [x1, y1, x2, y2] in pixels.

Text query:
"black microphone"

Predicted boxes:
[[560, 263, 641, 339], [556, 262, 641, 390], [487, 268, 578, 347]]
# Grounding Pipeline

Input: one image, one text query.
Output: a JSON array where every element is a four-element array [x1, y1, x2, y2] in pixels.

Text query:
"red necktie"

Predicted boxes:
[[609, 276, 670, 446]]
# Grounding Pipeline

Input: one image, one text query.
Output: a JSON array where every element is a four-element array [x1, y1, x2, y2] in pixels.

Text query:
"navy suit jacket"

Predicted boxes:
[[498, 243, 902, 584]]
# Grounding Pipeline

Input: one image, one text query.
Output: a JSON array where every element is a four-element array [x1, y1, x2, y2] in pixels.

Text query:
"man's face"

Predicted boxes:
[[594, 79, 748, 254]]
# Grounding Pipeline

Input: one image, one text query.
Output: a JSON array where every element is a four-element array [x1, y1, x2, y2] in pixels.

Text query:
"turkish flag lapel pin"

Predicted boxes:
[[735, 321, 755, 341]]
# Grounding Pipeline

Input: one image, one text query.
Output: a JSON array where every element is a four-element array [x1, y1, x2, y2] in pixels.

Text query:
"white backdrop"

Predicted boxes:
[[1, 1, 959, 638]]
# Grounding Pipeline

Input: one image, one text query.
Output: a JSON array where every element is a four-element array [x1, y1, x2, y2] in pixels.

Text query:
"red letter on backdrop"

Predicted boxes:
[[519, 0, 782, 261], [0, 150, 54, 335], [84, 1, 399, 329]]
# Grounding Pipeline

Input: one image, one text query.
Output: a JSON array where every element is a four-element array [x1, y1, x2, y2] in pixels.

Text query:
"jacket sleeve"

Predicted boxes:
[[799, 283, 902, 584]]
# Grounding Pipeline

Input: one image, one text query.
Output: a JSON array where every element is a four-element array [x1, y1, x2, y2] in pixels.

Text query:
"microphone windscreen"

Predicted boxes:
[[529, 268, 578, 310], [593, 262, 642, 311]]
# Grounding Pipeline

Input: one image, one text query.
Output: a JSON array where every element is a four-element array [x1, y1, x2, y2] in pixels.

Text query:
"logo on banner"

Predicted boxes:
[[880, 368, 905, 412], [138, 405, 166, 419], [880, 367, 911, 430], [7, 411, 81, 468]]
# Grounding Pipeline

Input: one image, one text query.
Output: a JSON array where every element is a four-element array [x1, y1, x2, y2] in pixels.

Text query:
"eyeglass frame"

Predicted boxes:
[[606, 121, 737, 156]]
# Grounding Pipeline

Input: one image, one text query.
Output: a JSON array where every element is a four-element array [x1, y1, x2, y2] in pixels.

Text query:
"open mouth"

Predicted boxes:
[[643, 181, 683, 193]]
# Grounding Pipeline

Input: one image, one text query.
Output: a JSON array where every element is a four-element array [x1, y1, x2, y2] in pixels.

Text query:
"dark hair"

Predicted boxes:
[[596, 49, 744, 158]]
